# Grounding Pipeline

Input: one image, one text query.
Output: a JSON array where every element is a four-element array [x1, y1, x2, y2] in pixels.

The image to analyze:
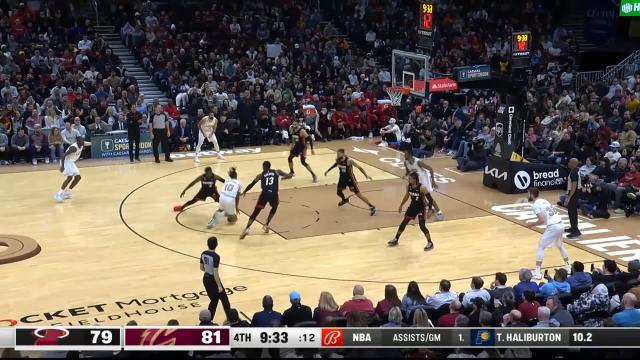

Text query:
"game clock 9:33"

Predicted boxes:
[[260, 331, 288, 344]]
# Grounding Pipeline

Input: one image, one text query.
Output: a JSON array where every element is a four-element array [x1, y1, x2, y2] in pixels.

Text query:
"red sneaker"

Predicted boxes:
[[173, 205, 183, 212]]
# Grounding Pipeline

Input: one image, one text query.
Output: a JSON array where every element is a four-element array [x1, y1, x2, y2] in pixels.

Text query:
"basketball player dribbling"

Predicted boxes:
[[195, 111, 224, 162], [526, 187, 571, 279], [239, 161, 293, 239], [301, 103, 323, 154], [174, 166, 225, 212], [403, 148, 444, 221], [388, 172, 434, 251], [324, 149, 377, 216], [207, 167, 242, 228], [55, 135, 84, 202], [288, 121, 318, 182]]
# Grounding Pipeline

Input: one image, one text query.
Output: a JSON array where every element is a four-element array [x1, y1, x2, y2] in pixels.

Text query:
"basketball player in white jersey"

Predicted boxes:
[[207, 167, 242, 228], [195, 111, 224, 162], [403, 148, 444, 220], [55, 136, 84, 202], [526, 187, 571, 279]]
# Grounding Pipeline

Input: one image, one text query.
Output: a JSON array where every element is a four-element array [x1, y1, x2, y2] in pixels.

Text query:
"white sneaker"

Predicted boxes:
[[206, 217, 218, 229], [532, 270, 542, 280], [262, 225, 270, 234], [377, 141, 388, 147], [32, 159, 37, 165], [194, 156, 201, 163], [45, 158, 50, 164], [217, 152, 225, 160], [435, 211, 444, 221], [614, 208, 625, 214], [63, 191, 73, 199], [55, 192, 64, 203]]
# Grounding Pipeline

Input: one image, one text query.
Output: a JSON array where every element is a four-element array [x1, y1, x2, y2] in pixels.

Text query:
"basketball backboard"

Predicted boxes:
[[391, 50, 430, 98]]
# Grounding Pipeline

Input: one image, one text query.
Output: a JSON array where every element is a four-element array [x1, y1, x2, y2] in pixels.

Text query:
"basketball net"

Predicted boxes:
[[385, 86, 410, 106]]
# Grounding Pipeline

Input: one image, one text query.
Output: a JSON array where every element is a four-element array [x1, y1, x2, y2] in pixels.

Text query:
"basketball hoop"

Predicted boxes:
[[385, 86, 410, 106]]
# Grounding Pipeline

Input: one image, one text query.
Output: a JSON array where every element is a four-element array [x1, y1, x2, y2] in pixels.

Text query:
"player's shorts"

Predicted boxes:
[[62, 161, 80, 177], [418, 173, 434, 193], [195, 188, 220, 202], [404, 203, 426, 220], [338, 175, 359, 193], [219, 194, 237, 216], [540, 222, 564, 248], [290, 144, 306, 158], [256, 192, 279, 209]]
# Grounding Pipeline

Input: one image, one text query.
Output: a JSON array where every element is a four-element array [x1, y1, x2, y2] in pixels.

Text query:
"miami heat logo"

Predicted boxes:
[[33, 327, 70, 345], [139, 329, 178, 346]]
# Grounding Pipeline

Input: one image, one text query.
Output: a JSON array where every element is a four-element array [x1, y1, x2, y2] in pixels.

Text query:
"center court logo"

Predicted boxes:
[[321, 329, 344, 347], [514, 170, 531, 190], [101, 139, 114, 152]]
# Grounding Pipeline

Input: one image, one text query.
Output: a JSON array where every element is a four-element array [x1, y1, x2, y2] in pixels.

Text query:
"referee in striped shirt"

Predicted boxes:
[[201, 236, 232, 322]]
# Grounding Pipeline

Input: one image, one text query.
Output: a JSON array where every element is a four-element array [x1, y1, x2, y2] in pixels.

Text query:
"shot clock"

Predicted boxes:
[[417, 0, 435, 49], [124, 326, 230, 351], [511, 31, 531, 69], [230, 328, 321, 348], [14, 326, 121, 351]]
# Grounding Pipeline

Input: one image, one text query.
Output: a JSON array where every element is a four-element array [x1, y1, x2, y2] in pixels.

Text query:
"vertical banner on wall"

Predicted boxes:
[[585, 0, 617, 45], [493, 95, 521, 160]]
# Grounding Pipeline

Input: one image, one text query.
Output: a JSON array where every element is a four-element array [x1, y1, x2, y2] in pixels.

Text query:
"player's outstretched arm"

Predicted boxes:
[[214, 174, 226, 183], [398, 190, 409, 213], [277, 169, 294, 179], [350, 159, 372, 180], [181, 175, 202, 197], [324, 162, 338, 176], [242, 174, 262, 196]]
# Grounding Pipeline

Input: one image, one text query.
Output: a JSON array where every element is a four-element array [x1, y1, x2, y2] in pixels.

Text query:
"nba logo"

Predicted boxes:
[[101, 139, 114, 152], [321, 328, 344, 347], [470, 329, 495, 346]]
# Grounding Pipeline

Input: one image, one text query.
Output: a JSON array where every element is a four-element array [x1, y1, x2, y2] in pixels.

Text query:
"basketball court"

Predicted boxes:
[[3, 139, 639, 327]]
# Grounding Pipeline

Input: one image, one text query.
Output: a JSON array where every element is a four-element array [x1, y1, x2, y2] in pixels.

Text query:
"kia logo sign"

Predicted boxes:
[[484, 166, 507, 180], [495, 123, 503, 137], [514, 170, 531, 190]]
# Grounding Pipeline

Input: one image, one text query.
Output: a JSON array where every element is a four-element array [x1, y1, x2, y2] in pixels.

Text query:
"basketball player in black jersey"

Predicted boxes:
[[324, 149, 377, 216], [288, 121, 318, 182], [239, 161, 293, 239], [174, 167, 225, 212], [388, 172, 434, 251]]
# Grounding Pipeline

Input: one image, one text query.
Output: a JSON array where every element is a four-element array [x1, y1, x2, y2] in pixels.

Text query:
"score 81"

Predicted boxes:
[[201, 330, 221, 345], [422, 3, 433, 14]]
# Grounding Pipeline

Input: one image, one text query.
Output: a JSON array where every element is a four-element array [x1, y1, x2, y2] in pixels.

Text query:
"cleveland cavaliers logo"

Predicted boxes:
[[139, 329, 178, 346], [495, 123, 504, 138], [0, 234, 41, 264]]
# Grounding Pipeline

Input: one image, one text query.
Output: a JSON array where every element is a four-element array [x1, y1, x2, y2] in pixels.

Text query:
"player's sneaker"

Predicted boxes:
[[194, 156, 201, 163], [435, 211, 444, 221], [566, 232, 581, 239], [312, 175, 318, 183], [424, 242, 434, 251], [55, 191, 64, 203], [387, 239, 399, 246], [217, 152, 225, 160], [338, 199, 349, 206], [63, 191, 73, 199], [370, 206, 377, 216], [206, 217, 218, 229], [239, 228, 250, 240], [532, 269, 543, 280], [262, 225, 270, 234]]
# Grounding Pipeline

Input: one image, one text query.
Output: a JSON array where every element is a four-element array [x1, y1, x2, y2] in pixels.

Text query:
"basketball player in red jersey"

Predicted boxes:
[[388, 172, 434, 251], [324, 149, 377, 215], [288, 121, 318, 182]]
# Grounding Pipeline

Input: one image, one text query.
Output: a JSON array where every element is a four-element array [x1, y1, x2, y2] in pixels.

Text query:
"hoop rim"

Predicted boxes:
[[386, 86, 411, 95]]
